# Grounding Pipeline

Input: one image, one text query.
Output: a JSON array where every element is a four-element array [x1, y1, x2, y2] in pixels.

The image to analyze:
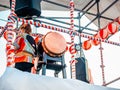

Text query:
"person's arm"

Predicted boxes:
[[33, 43, 38, 70], [88, 68, 94, 84], [33, 57, 39, 70]]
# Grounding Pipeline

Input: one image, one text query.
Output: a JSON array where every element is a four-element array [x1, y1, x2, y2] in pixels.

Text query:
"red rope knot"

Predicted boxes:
[[70, 1, 75, 8], [69, 59, 78, 65]]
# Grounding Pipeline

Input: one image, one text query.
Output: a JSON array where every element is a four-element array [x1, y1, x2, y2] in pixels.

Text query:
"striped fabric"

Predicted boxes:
[[13, 33, 35, 63]]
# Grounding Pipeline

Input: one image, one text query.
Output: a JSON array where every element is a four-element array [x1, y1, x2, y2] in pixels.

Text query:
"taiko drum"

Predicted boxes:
[[42, 32, 67, 57]]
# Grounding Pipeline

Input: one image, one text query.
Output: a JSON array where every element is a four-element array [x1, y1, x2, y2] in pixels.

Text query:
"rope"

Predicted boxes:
[[4, 18, 120, 47], [99, 43, 106, 85], [0, 26, 4, 30], [0, 26, 4, 37], [18, 18, 70, 34], [5, 21, 16, 67], [69, 0, 78, 79], [16, 18, 120, 46], [104, 76, 120, 86], [5, 0, 16, 67]]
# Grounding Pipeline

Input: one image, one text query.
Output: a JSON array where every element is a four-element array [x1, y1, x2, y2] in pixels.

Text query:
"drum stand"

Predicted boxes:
[[41, 52, 67, 78]]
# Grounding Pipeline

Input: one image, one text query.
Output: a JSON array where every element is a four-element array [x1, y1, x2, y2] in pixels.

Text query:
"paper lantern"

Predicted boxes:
[[82, 40, 92, 50], [69, 44, 77, 54], [98, 29, 109, 39], [107, 22, 118, 34], [91, 34, 100, 46]]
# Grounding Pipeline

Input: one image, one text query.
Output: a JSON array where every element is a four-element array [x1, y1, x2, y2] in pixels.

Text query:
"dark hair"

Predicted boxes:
[[20, 24, 32, 34]]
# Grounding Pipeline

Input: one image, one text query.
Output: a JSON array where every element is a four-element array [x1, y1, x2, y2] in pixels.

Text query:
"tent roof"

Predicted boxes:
[[0, 0, 120, 29]]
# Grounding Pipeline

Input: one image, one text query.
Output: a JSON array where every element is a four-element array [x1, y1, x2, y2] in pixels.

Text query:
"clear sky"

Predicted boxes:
[[0, 10, 120, 89]]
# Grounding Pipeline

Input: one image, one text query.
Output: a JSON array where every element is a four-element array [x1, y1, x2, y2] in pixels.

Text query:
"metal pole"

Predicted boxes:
[[81, 0, 118, 31], [78, 12, 82, 57], [0, 1, 114, 21], [40, 16, 97, 32], [80, 1, 96, 18], [42, 0, 114, 21], [0, 4, 10, 9], [81, 0, 94, 11], [100, 0, 118, 15], [104, 77, 120, 86], [96, 0, 106, 86]]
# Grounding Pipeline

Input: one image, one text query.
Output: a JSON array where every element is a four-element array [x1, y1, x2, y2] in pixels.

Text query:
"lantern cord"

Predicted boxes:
[[96, 0, 106, 85], [69, 0, 77, 79], [99, 43, 106, 86]]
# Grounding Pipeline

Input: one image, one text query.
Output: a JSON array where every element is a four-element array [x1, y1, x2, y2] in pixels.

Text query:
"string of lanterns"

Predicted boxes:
[[82, 18, 120, 50], [4, 10, 120, 48]]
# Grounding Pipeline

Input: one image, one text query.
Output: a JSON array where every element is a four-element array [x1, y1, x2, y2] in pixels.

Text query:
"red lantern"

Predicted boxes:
[[98, 29, 109, 39], [91, 34, 100, 46], [107, 22, 118, 34], [69, 44, 77, 54], [82, 40, 92, 50]]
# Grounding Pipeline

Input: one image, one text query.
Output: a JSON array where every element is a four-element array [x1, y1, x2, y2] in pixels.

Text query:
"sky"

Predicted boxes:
[[0, 10, 120, 89]]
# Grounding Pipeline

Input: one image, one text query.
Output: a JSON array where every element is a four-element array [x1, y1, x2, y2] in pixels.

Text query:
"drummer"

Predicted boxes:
[[34, 35, 45, 72], [13, 23, 38, 73]]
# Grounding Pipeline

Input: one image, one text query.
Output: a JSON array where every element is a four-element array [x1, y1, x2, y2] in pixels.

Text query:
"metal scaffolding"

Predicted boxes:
[[0, 0, 120, 86]]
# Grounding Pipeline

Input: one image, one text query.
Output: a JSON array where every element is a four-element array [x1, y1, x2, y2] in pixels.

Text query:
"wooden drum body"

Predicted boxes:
[[41, 32, 67, 57]]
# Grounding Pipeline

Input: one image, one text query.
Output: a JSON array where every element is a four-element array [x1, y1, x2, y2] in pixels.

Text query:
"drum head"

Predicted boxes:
[[42, 32, 66, 57]]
